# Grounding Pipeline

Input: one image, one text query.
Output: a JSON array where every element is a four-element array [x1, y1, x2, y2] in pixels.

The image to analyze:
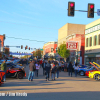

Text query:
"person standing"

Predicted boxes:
[[73, 62, 79, 77], [1, 60, 7, 82], [42, 61, 47, 76], [58, 61, 62, 72], [56, 62, 60, 78], [39, 59, 43, 68], [51, 62, 56, 80], [28, 60, 36, 81], [35, 62, 40, 77], [45, 61, 51, 81], [68, 62, 73, 77]]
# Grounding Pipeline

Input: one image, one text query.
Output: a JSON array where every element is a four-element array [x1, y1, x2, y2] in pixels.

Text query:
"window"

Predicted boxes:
[[98, 34, 100, 45], [94, 35, 97, 46], [86, 38, 88, 47], [90, 37, 92, 46], [51, 48, 54, 52]]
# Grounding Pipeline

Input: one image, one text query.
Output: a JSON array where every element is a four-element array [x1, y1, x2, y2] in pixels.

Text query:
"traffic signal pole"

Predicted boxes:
[[67, 9, 97, 13]]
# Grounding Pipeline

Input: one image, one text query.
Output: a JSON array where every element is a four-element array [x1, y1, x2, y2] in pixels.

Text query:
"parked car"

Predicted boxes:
[[88, 62, 100, 81], [78, 66, 97, 76], [0, 70, 5, 86], [85, 62, 100, 77], [89, 70, 100, 81], [85, 70, 97, 76], [0, 62, 26, 79]]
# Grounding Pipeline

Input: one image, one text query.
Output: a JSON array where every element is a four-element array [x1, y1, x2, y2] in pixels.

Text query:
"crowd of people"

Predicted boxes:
[[28, 59, 79, 81], [0, 58, 79, 82]]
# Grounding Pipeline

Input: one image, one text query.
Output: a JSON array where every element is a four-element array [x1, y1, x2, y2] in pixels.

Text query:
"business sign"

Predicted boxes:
[[67, 42, 78, 50]]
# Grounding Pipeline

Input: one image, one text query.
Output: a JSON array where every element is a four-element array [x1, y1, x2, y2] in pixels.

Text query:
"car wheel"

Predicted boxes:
[[17, 72, 23, 79], [94, 74, 100, 81], [79, 71, 85, 76]]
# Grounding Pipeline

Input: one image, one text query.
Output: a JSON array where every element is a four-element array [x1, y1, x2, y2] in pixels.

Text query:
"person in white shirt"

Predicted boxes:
[[73, 62, 79, 77], [35, 62, 40, 77]]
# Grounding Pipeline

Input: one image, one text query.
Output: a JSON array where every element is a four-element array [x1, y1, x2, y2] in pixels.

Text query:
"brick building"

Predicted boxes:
[[43, 42, 57, 57]]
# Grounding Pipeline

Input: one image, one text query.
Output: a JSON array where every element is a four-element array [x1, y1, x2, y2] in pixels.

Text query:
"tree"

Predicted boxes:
[[33, 49, 43, 59], [58, 44, 70, 61]]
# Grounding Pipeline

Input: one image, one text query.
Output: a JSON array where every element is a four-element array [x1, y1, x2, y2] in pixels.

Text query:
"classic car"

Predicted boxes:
[[0, 62, 26, 79]]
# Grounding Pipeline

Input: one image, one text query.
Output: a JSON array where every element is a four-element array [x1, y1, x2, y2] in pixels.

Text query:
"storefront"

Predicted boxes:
[[84, 49, 100, 66], [85, 19, 100, 66]]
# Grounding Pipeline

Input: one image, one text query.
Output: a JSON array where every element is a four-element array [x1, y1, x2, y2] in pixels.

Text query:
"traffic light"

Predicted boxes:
[[68, 2, 75, 16], [88, 3, 94, 18], [21, 45, 23, 49], [25, 45, 28, 50], [29, 47, 30, 50], [26, 45, 28, 49]]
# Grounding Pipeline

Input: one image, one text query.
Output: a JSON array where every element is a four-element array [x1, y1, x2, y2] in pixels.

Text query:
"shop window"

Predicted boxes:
[[90, 37, 92, 46], [94, 35, 97, 46], [86, 38, 88, 47], [98, 34, 100, 45]]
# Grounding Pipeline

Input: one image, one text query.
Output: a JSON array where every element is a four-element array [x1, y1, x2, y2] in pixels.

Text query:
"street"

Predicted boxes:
[[0, 65, 100, 100]]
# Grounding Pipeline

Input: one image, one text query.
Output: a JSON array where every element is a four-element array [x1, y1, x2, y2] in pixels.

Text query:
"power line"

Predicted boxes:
[[6, 36, 48, 43]]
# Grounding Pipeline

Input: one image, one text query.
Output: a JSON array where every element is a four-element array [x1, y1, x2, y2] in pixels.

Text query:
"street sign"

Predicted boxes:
[[66, 41, 78, 50], [97, 9, 100, 16], [16, 46, 20, 48]]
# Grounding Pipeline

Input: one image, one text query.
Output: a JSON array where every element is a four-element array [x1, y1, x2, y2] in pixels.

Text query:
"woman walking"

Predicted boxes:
[[73, 62, 79, 77], [35, 61, 40, 77]]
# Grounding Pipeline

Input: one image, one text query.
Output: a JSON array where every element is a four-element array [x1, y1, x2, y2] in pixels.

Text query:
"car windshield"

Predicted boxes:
[[85, 66, 91, 69]]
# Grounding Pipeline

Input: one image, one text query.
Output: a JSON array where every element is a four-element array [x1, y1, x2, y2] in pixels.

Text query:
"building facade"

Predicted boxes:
[[66, 34, 85, 64], [43, 42, 57, 57], [85, 18, 100, 66], [58, 23, 85, 47]]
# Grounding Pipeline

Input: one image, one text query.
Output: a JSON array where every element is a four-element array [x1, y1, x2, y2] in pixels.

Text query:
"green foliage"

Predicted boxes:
[[58, 44, 70, 59], [33, 49, 43, 59]]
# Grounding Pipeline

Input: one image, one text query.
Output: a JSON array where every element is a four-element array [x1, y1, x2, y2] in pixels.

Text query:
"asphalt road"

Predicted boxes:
[[0, 65, 100, 100]]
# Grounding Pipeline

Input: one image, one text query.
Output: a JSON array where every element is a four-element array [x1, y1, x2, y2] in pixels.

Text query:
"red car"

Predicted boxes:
[[0, 62, 26, 79], [0, 70, 5, 86]]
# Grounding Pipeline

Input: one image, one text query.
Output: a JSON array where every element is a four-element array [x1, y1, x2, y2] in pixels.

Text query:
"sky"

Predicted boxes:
[[0, 0, 100, 55]]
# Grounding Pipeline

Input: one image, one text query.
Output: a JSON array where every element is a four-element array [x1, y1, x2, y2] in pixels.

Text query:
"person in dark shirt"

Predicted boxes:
[[45, 61, 51, 81], [68, 62, 73, 77], [42, 61, 47, 75], [28, 60, 36, 81]]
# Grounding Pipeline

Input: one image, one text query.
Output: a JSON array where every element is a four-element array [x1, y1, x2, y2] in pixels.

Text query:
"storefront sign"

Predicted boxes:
[[67, 42, 78, 50], [85, 24, 100, 34]]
